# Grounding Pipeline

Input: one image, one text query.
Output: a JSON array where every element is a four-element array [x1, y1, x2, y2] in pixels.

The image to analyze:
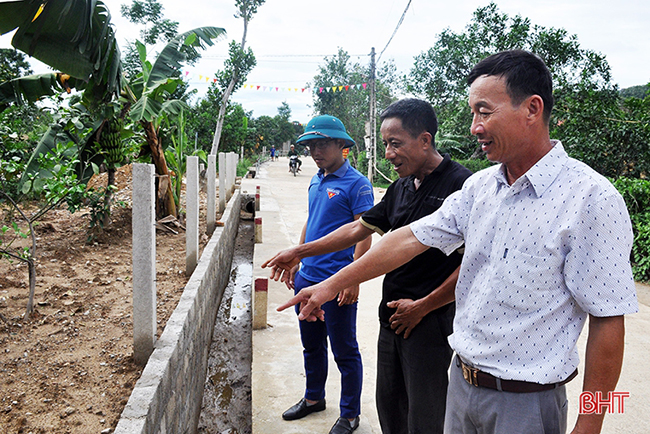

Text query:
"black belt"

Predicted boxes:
[[458, 357, 578, 393]]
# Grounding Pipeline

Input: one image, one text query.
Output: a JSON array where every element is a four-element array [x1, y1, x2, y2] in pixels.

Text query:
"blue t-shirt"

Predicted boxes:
[[299, 160, 374, 283]]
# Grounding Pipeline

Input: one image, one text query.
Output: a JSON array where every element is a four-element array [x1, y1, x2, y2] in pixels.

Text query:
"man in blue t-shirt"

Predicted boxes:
[[280, 115, 374, 434]]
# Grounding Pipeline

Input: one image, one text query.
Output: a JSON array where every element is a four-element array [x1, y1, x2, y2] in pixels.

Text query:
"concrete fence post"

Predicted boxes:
[[186, 156, 199, 276], [228, 152, 237, 195], [219, 152, 226, 213], [207, 154, 217, 235], [253, 278, 268, 330], [255, 217, 263, 243], [255, 185, 260, 212], [132, 163, 156, 366]]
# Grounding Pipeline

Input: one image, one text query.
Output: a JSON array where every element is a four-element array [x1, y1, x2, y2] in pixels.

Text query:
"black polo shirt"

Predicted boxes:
[[360, 154, 473, 328]]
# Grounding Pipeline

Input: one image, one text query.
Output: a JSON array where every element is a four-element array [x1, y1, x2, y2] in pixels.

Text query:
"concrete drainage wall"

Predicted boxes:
[[114, 191, 244, 434]]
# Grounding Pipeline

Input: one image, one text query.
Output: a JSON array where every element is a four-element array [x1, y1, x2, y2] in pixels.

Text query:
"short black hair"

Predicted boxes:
[[467, 50, 554, 123], [379, 98, 438, 146]]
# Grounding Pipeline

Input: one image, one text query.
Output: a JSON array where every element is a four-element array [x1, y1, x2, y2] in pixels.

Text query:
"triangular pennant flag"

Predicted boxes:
[[263, 86, 267, 91], [205, 77, 209, 82], [257, 85, 261, 90], [338, 85, 344, 91], [185, 71, 190, 76], [319, 87, 324, 93], [356, 84, 361, 90], [199, 75, 204, 81], [276, 87, 279, 91], [331, 86, 336, 92], [213, 78, 217, 83], [362, 83, 368, 89], [301, 88, 305, 92], [345, 85, 350, 91]]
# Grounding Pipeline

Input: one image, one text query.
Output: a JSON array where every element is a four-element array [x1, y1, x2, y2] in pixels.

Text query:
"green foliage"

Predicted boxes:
[[214, 40, 257, 95], [0, 48, 33, 83], [311, 48, 398, 180], [249, 108, 299, 153], [163, 110, 207, 211], [555, 88, 650, 178], [612, 178, 650, 282], [406, 2, 617, 159], [237, 157, 254, 178], [0, 0, 123, 104], [121, 0, 179, 46], [620, 84, 649, 99], [83, 186, 116, 243], [454, 158, 495, 174], [124, 27, 226, 125]]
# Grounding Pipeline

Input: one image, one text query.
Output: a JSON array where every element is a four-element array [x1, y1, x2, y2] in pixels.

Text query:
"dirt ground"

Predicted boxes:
[[0, 165, 210, 434]]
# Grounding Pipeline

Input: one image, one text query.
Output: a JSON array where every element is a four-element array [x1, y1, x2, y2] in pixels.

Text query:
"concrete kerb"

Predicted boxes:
[[114, 190, 242, 434]]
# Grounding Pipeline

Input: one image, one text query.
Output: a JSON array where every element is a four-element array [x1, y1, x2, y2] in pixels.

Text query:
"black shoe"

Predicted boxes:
[[282, 398, 326, 421], [329, 416, 360, 434]]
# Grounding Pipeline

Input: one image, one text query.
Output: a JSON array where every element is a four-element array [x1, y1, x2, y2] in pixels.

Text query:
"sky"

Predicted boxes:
[[2, 0, 649, 124]]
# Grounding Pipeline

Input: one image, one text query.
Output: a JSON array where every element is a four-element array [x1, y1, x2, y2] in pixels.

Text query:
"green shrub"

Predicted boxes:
[[612, 177, 650, 282], [237, 157, 254, 177]]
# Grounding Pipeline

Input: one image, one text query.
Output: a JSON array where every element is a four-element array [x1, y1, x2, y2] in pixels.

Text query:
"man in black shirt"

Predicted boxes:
[[264, 98, 472, 434]]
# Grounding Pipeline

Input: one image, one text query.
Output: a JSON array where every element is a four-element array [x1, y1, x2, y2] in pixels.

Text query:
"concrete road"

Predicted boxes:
[[245, 156, 650, 434]]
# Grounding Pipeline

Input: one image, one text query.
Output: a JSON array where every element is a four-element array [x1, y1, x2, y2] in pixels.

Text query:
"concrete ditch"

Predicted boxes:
[[114, 190, 255, 434]]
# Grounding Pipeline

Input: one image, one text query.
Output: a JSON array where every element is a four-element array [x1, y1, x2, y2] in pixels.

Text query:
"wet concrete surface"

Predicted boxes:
[[198, 220, 255, 434]]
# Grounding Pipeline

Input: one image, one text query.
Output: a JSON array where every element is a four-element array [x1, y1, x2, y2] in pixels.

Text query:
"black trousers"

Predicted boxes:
[[376, 313, 453, 434]]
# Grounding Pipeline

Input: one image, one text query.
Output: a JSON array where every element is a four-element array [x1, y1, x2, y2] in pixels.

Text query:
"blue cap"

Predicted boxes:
[[296, 115, 355, 148]]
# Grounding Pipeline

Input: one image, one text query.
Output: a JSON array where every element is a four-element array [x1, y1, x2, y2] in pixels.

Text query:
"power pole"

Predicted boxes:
[[368, 47, 376, 183]]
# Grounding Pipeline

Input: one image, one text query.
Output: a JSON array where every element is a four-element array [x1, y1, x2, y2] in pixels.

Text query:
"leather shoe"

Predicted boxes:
[[329, 416, 360, 434], [282, 398, 326, 420]]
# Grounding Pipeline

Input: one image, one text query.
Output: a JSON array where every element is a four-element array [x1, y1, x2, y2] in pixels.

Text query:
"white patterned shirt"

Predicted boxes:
[[410, 141, 638, 383]]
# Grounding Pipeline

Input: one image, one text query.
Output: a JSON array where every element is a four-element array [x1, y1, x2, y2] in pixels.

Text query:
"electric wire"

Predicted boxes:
[[377, 0, 412, 64]]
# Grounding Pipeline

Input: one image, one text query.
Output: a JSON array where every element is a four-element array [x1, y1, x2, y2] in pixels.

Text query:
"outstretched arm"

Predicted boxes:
[[262, 219, 374, 285], [338, 216, 372, 305], [278, 225, 428, 321]]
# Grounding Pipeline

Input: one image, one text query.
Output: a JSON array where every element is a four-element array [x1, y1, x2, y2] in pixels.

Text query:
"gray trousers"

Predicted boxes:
[[444, 355, 569, 434]]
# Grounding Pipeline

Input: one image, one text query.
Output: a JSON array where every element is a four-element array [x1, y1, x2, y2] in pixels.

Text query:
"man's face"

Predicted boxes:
[[468, 75, 529, 165], [380, 117, 430, 178], [309, 139, 344, 173]]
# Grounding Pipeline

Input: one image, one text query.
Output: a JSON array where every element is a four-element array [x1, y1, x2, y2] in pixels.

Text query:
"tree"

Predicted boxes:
[[406, 2, 615, 158], [123, 27, 226, 218], [210, 0, 265, 155], [187, 86, 254, 155], [121, 0, 179, 45], [0, 48, 33, 83], [120, 0, 202, 85], [311, 48, 398, 179]]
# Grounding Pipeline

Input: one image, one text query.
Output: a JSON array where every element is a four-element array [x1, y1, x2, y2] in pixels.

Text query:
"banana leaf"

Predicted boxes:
[[0, 0, 122, 100]]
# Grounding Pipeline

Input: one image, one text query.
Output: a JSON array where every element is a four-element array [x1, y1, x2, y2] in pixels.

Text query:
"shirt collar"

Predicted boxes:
[[318, 159, 350, 179], [494, 140, 567, 197]]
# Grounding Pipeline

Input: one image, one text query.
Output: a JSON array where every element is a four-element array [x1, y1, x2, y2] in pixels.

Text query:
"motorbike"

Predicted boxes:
[[289, 155, 299, 176]]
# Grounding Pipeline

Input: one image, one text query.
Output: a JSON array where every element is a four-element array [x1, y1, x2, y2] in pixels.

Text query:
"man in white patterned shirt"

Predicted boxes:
[[278, 50, 638, 434]]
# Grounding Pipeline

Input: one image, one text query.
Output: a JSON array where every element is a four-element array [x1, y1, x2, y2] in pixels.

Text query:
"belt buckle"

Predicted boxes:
[[461, 362, 479, 387]]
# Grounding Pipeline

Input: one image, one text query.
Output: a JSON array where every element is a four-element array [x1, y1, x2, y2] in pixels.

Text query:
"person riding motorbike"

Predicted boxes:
[[287, 144, 302, 172]]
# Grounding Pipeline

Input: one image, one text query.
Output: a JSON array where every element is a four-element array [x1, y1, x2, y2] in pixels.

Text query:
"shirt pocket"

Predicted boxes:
[[493, 249, 564, 314]]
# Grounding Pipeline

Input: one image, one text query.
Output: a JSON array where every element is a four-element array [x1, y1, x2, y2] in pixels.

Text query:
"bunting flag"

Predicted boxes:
[[180, 70, 368, 94]]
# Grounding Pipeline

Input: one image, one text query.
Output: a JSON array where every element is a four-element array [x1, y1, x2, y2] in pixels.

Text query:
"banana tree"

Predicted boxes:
[[122, 27, 225, 218], [0, 0, 123, 193]]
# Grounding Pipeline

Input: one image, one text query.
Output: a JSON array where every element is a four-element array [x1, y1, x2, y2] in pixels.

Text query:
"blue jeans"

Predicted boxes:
[[295, 273, 362, 419]]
